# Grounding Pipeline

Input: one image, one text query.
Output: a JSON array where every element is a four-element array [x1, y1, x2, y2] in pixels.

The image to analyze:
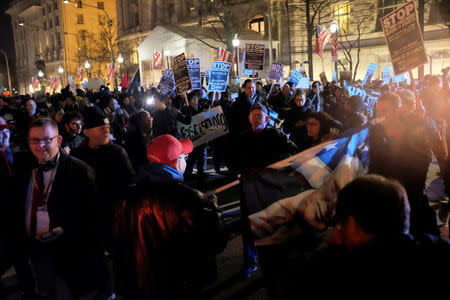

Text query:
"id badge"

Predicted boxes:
[[36, 205, 50, 239]]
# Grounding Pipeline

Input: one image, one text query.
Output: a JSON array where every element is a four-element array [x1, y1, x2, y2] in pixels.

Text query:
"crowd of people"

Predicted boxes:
[[0, 66, 449, 299]]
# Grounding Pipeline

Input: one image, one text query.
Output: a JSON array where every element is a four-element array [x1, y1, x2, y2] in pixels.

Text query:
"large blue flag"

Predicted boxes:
[[241, 127, 370, 246]]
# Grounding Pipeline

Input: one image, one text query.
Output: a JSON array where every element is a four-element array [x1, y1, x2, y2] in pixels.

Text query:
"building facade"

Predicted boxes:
[[7, 0, 118, 94]]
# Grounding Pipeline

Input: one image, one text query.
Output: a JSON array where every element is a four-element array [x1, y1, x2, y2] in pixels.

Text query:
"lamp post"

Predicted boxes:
[[64, 0, 117, 87], [84, 60, 91, 78], [117, 53, 124, 83], [330, 22, 339, 82], [0, 49, 12, 93], [232, 34, 240, 77], [38, 70, 45, 92], [58, 66, 64, 88]]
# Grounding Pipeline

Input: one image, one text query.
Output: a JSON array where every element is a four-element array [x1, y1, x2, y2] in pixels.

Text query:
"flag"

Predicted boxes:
[[159, 53, 167, 70], [331, 33, 338, 62], [77, 68, 84, 82], [32, 77, 40, 89], [315, 25, 330, 58], [120, 71, 129, 88], [50, 76, 58, 90], [153, 51, 162, 70], [128, 68, 140, 95], [231, 48, 236, 73], [240, 127, 370, 246], [107, 63, 117, 81], [217, 47, 230, 62]]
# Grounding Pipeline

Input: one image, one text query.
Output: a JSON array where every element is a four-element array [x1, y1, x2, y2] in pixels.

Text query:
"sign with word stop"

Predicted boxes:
[[245, 44, 265, 71]]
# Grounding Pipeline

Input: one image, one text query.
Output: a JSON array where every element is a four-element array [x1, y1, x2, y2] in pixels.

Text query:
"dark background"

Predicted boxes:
[[0, 0, 15, 90]]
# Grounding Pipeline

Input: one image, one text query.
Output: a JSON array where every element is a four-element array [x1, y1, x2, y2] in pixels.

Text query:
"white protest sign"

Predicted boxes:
[[345, 84, 380, 108], [382, 65, 391, 85], [268, 63, 284, 81], [362, 63, 378, 85], [405, 72, 411, 85], [332, 71, 337, 82], [177, 106, 228, 147], [87, 78, 106, 91], [297, 77, 310, 89]]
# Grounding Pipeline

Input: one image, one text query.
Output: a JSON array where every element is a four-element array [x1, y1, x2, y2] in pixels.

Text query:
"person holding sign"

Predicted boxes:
[[268, 82, 293, 120], [283, 89, 312, 149], [307, 81, 323, 112]]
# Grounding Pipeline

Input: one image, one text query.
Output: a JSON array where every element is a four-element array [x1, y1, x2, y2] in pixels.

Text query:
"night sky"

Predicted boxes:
[[0, 0, 15, 86]]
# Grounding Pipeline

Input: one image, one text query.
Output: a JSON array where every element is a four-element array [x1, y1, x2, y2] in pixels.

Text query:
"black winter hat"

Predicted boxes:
[[84, 106, 107, 129]]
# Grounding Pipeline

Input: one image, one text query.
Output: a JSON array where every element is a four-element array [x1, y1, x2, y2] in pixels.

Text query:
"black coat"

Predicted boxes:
[[11, 150, 104, 295]]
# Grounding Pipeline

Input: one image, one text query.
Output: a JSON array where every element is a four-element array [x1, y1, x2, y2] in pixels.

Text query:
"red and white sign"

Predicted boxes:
[[77, 68, 84, 82]]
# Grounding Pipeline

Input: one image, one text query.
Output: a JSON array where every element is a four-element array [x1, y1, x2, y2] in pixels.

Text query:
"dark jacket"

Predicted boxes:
[[152, 107, 191, 138], [12, 150, 104, 295], [113, 163, 220, 299], [283, 105, 312, 149], [229, 92, 262, 137]]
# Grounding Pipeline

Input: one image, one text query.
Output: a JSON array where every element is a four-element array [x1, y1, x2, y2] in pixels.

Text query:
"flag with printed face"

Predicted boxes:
[[217, 47, 230, 62], [315, 25, 330, 58], [153, 51, 162, 70], [241, 127, 370, 246], [77, 68, 84, 82]]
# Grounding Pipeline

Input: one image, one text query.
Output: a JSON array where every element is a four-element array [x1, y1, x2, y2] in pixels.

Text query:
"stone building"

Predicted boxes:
[[7, 0, 118, 94]]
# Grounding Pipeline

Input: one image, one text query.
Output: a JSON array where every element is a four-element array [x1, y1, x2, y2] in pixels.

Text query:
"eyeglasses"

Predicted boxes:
[[29, 135, 59, 145]]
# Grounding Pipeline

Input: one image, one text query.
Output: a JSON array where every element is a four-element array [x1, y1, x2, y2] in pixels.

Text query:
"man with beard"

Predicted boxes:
[[61, 111, 85, 153]]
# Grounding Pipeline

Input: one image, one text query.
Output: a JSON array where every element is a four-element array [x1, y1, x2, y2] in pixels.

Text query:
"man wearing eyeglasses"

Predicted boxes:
[[61, 111, 86, 153], [11, 117, 105, 299]]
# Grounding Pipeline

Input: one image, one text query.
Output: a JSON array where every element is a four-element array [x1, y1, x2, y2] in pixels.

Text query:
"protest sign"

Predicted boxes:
[[297, 77, 311, 89], [287, 70, 303, 87], [345, 83, 380, 108], [170, 53, 192, 94], [405, 72, 411, 85], [393, 72, 405, 83], [340, 71, 352, 82], [362, 63, 378, 85], [186, 58, 201, 90], [245, 44, 265, 71], [177, 106, 228, 147], [87, 78, 105, 91], [332, 71, 337, 82], [319, 72, 328, 85], [230, 77, 240, 99], [241, 51, 253, 76], [208, 61, 232, 92], [268, 63, 284, 81], [158, 69, 175, 94], [68, 76, 76, 94], [382, 65, 391, 85], [380, 1, 428, 75]]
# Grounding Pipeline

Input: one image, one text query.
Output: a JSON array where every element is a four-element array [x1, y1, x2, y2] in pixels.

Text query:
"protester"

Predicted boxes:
[[11, 118, 105, 299], [60, 111, 85, 153], [151, 93, 191, 138], [124, 110, 153, 171], [268, 81, 292, 119], [113, 134, 225, 299], [302, 112, 342, 151], [283, 89, 312, 149], [307, 81, 323, 112]]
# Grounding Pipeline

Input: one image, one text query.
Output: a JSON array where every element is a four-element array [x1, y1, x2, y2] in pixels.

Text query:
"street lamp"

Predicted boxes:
[[330, 21, 339, 82], [84, 60, 91, 78], [117, 54, 124, 82], [38, 70, 45, 92], [232, 34, 240, 77], [58, 66, 64, 87], [38, 70, 44, 78]]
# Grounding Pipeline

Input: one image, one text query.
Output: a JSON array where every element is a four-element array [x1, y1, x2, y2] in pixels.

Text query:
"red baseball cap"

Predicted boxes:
[[147, 134, 193, 166]]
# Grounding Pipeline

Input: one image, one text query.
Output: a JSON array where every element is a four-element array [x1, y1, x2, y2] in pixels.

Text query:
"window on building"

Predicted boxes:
[[56, 33, 61, 48], [43, 6, 46, 16], [48, 4, 52, 13], [77, 14, 84, 24], [55, 16, 59, 27], [97, 2, 104, 9], [49, 19, 53, 29], [43, 21, 47, 31], [76, 1, 83, 8], [98, 15, 106, 25], [375, 0, 401, 31], [333, 3, 351, 35], [131, 45, 139, 64], [54, 2, 58, 10], [249, 17, 265, 35]]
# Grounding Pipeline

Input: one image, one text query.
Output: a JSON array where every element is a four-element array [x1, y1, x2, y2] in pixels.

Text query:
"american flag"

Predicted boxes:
[[241, 127, 370, 245], [159, 53, 167, 70], [32, 77, 40, 89], [331, 33, 338, 62], [107, 63, 117, 81], [217, 47, 230, 62], [153, 51, 161, 70], [231, 48, 236, 72], [50, 76, 59, 90], [77, 68, 84, 82], [315, 24, 330, 58]]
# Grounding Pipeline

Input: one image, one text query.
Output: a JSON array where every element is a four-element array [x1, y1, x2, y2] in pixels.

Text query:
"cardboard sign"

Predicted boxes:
[[158, 69, 175, 95], [382, 65, 391, 85], [186, 58, 201, 90], [340, 71, 352, 82], [245, 44, 265, 71], [208, 61, 232, 92], [362, 63, 378, 85], [297, 77, 311, 89], [170, 53, 192, 94], [287, 70, 303, 87], [345, 83, 380, 108], [177, 106, 228, 147], [268, 63, 284, 81], [380, 1, 428, 75], [319, 72, 328, 85], [87, 78, 105, 91]]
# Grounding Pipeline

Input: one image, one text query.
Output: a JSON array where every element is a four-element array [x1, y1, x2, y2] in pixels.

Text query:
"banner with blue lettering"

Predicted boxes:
[[344, 82, 380, 109], [382, 65, 391, 85], [187, 58, 201, 90], [208, 61, 232, 92], [287, 70, 303, 87], [362, 63, 378, 85], [177, 106, 229, 147]]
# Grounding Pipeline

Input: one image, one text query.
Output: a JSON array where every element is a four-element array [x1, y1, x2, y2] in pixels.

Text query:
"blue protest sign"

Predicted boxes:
[[186, 58, 201, 90], [382, 65, 391, 85], [362, 63, 378, 85], [208, 61, 232, 92], [158, 69, 175, 95], [393, 72, 405, 83], [288, 70, 303, 87]]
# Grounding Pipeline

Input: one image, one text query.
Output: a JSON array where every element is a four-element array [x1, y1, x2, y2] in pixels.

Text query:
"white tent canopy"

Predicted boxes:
[[137, 25, 280, 86]]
